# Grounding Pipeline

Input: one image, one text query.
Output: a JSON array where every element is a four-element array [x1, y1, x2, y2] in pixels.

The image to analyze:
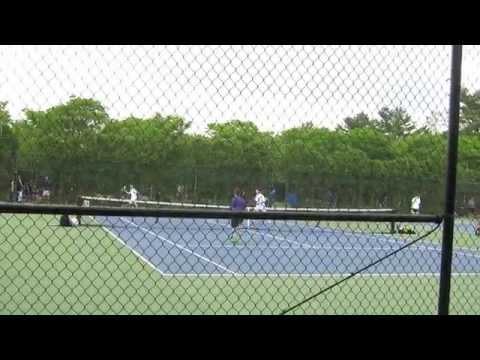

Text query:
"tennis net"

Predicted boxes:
[[77, 195, 399, 234]]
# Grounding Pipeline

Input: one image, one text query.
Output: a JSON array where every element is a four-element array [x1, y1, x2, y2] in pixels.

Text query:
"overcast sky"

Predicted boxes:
[[1, 45, 479, 133]]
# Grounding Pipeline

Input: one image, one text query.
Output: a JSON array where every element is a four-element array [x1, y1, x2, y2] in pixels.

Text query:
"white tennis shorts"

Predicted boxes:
[[254, 205, 267, 212]]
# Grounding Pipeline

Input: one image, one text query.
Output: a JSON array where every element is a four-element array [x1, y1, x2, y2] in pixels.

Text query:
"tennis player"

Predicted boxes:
[[249, 189, 268, 230], [411, 194, 421, 214], [124, 185, 139, 208], [229, 188, 247, 244], [254, 189, 267, 212], [16, 175, 24, 202]]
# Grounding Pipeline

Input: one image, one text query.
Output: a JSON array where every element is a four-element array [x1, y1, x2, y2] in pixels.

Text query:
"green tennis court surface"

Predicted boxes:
[[1, 213, 479, 314]]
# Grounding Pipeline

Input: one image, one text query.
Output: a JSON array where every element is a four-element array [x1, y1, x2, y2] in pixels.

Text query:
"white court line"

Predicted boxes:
[[204, 218, 480, 260], [252, 228, 332, 250], [368, 233, 480, 259], [253, 225, 480, 263], [97, 217, 480, 278], [264, 232, 318, 249], [210, 219, 325, 250], [92, 216, 166, 276], [206, 218, 322, 250], [320, 223, 480, 258], [270, 223, 480, 260], [321, 231, 480, 259], [207, 218, 400, 250], [452, 244, 480, 253], [314, 227, 438, 253], [167, 242, 411, 251], [167, 219, 402, 251], [122, 218, 238, 275], [206, 219, 472, 255], [148, 221, 480, 253], [155, 272, 480, 278]]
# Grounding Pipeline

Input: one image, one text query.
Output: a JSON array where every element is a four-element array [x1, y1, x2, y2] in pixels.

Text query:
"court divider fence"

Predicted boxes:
[[1, 201, 446, 314], [1, 45, 480, 314]]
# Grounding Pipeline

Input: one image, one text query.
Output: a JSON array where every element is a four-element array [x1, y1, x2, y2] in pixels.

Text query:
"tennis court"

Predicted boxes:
[[2, 45, 479, 315], [2, 211, 480, 314], [89, 212, 480, 277]]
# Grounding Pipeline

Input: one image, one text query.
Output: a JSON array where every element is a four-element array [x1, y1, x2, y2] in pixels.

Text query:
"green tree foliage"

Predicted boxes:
[[377, 107, 416, 137], [16, 97, 111, 200], [460, 87, 480, 134], [459, 135, 480, 178], [6, 94, 480, 212], [0, 102, 17, 194], [0, 101, 16, 158], [96, 114, 190, 195], [338, 112, 379, 131], [205, 120, 274, 198]]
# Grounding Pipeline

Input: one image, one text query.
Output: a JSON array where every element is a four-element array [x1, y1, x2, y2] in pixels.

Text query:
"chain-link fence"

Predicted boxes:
[[0, 45, 478, 314]]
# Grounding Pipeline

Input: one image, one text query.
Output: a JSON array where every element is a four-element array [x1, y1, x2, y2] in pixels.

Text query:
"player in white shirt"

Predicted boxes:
[[249, 189, 267, 229], [254, 189, 267, 212], [396, 194, 421, 234], [124, 185, 139, 208], [411, 195, 421, 214]]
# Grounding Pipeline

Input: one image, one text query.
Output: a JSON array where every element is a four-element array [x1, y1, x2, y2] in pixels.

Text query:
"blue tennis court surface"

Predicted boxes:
[[95, 216, 480, 276]]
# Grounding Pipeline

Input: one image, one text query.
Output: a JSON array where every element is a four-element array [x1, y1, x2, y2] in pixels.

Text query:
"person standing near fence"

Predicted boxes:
[[468, 196, 476, 216], [123, 184, 139, 208], [229, 188, 247, 244], [411, 194, 421, 214], [249, 189, 267, 230], [16, 175, 24, 202], [40, 176, 51, 201], [9, 177, 15, 202], [327, 189, 337, 208], [176, 184, 185, 202], [254, 189, 267, 212], [269, 187, 276, 208]]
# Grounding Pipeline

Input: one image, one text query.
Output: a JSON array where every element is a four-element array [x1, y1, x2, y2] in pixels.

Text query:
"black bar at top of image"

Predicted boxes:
[[438, 45, 463, 316], [0, 202, 442, 223]]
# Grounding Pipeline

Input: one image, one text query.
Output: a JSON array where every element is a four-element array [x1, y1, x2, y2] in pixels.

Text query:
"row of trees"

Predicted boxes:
[[1, 88, 480, 213]]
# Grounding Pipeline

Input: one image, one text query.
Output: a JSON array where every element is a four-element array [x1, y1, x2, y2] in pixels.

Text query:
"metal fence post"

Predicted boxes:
[[438, 45, 463, 315]]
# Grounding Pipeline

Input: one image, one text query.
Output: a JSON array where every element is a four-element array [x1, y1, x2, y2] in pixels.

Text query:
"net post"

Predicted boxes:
[[390, 208, 397, 234], [390, 221, 395, 234], [438, 45, 463, 316]]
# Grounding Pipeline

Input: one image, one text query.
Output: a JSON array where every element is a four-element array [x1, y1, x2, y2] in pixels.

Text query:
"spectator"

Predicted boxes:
[[16, 175, 24, 202], [468, 197, 476, 216], [269, 187, 276, 208], [176, 184, 185, 201], [327, 189, 337, 208], [411, 194, 421, 214], [379, 193, 388, 208], [286, 192, 299, 208], [9, 178, 15, 202]]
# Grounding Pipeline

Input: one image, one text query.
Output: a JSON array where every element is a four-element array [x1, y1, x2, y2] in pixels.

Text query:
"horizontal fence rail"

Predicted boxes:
[[1, 45, 480, 315], [0, 202, 442, 222]]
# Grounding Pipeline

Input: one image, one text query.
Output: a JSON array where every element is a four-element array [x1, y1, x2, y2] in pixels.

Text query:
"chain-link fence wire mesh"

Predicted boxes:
[[0, 45, 453, 209], [0, 45, 477, 314], [1, 206, 444, 314]]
